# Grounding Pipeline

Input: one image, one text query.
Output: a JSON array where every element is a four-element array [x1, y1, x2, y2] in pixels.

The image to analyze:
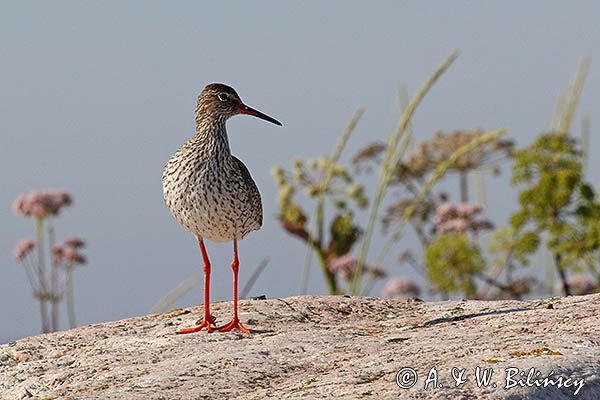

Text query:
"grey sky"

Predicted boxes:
[[2, 2, 599, 342]]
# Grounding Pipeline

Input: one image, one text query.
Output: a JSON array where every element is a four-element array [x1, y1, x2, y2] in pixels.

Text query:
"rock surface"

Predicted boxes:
[[0, 294, 599, 399]]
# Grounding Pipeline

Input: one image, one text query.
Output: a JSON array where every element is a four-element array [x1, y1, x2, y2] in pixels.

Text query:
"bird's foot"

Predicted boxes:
[[176, 315, 216, 334], [217, 318, 250, 334]]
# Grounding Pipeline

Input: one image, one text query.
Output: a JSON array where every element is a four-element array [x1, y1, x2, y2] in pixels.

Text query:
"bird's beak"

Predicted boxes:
[[239, 104, 282, 126]]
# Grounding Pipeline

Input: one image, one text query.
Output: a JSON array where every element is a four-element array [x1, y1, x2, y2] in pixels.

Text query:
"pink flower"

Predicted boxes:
[[328, 254, 358, 280], [11, 189, 73, 218], [29, 200, 48, 218], [11, 195, 26, 215], [63, 246, 77, 263], [455, 202, 481, 217], [554, 274, 598, 296], [52, 244, 65, 265], [54, 238, 87, 266], [435, 202, 456, 219], [381, 277, 421, 299], [64, 246, 85, 264], [433, 202, 492, 234], [55, 191, 72, 208], [437, 218, 469, 233], [13, 239, 35, 261], [64, 236, 85, 249]]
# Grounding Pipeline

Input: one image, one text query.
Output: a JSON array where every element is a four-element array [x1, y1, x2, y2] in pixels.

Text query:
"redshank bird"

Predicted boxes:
[[162, 83, 281, 334]]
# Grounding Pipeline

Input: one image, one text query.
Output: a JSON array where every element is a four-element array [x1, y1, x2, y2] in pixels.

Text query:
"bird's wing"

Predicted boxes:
[[231, 156, 263, 228]]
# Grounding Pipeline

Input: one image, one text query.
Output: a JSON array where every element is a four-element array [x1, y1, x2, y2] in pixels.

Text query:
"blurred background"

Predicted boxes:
[[2, 1, 600, 342]]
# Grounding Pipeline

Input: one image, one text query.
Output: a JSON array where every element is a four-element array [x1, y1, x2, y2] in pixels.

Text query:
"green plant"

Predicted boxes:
[[424, 233, 485, 296], [272, 112, 369, 294], [273, 54, 599, 300], [509, 133, 600, 295]]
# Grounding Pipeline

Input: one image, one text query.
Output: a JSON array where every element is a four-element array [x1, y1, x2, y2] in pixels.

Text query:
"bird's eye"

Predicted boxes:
[[217, 93, 228, 102]]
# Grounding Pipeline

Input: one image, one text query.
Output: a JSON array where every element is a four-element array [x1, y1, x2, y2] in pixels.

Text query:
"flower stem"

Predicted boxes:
[[65, 265, 76, 328], [21, 257, 37, 291], [555, 253, 570, 296], [35, 217, 49, 333], [47, 217, 59, 332], [459, 171, 468, 202], [300, 109, 364, 295]]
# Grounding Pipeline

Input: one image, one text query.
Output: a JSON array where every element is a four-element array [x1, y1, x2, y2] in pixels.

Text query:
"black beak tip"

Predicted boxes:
[[241, 104, 283, 127]]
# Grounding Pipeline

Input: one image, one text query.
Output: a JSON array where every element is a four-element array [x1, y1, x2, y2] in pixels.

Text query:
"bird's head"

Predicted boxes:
[[196, 83, 282, 126]]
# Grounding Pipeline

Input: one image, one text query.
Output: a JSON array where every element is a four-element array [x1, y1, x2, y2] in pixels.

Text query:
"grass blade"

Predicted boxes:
[[300, 108, 365, 294], [556, 57, 590, 135], [151, 276, 197, 314], [241, 258, 269, 299], [350, 49, 461, 295]]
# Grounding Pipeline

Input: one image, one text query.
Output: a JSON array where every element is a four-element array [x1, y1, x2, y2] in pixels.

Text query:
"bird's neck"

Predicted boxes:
[[193, 116, 231, 156]]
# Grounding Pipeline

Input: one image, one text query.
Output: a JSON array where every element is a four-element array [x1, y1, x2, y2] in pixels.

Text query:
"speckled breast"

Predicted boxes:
[[162, 154, 262, 242]]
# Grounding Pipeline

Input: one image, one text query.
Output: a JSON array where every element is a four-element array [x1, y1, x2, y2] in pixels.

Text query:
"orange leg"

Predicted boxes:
[[177, 238, 216, 334], [217, 239, 250, 333]]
